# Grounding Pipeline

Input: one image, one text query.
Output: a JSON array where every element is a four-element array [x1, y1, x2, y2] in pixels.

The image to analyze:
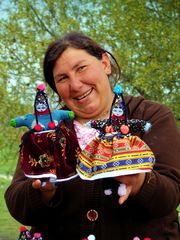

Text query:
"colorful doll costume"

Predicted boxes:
[[10, 83, 77, 182], [76, 85, 155, 180], [19, 123, 78, 182]]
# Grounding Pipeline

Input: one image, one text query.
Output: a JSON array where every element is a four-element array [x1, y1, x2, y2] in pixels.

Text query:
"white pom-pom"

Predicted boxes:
[[104, 189, 112, 195], [87, 234, 96, 240], [144, 122, 152, 132], [41, 181, 47, 187], [117, 183, 126, 196]]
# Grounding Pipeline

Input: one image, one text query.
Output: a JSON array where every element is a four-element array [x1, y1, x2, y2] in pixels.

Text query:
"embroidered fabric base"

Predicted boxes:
[[76, 135, 155, 180], [20, 126, 78, 182]]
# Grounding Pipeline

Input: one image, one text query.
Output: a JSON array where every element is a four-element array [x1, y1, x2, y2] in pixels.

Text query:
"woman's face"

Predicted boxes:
[[53, 47, 114, 122]]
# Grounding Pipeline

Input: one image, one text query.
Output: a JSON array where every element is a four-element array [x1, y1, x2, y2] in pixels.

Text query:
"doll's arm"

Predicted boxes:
[[10, 114, 35, 130], [52, 109, 75, 122]]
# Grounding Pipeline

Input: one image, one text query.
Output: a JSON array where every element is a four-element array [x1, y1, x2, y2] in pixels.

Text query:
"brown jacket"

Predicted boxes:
[[5, 96, 180, 240]]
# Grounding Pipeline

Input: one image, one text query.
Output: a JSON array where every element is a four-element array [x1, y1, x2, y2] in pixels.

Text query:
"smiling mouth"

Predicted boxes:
[[75, 88, 93, 100]]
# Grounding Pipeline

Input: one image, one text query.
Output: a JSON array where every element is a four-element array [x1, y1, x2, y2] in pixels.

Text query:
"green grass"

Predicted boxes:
[[177, 205, 180, 219], [0, 146, 30, 240], [0, 177, 29, 240]]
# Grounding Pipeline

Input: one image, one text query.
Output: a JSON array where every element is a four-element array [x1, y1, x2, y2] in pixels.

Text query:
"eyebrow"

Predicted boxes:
[[54, 59, 87, 80], [72, 59, 87, 70]]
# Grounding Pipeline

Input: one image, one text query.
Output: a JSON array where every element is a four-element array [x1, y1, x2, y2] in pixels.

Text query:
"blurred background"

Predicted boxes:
[[0, 0, 179, 239]]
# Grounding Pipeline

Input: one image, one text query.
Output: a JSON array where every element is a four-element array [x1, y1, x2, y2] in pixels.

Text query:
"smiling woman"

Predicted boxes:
[[4, 31, 180, 240], [52, 47, 113, 122]]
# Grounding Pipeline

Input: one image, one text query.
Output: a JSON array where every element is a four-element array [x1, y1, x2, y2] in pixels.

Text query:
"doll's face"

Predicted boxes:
[[36, 103, 47, 112], [112, 107, 123, 117]]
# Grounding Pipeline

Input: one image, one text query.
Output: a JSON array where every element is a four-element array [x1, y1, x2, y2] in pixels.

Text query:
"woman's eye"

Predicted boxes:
[[78, 65, 86, 72], [58, 75, 67, 82]]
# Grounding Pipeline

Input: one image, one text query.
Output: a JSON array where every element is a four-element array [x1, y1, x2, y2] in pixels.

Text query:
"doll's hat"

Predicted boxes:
[[33, 83, 56, 131], [34, 83, 49, 114]]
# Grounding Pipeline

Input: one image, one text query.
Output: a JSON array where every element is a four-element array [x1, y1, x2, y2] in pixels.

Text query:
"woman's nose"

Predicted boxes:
[[69, 75, 83, 91]]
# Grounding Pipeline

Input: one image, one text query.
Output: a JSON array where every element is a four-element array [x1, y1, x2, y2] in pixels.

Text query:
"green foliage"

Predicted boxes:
[[0, 0, 179, 169], [0, 177, 27, 239]]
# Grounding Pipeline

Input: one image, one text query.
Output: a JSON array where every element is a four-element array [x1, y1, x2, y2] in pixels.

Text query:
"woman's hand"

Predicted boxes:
[[115, 173, 145, 205], [32, 179, 57, 204]]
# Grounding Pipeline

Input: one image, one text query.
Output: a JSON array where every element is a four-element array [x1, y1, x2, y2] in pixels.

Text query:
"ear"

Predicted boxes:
[[101, 53, 112, 75]]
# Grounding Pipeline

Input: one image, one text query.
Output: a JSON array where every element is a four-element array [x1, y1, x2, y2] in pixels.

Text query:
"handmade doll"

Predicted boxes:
[[76, 85, 155, 180], [18, 226, 31, 240], [10, 83, 77, 182], [10, 83, 74, 132]]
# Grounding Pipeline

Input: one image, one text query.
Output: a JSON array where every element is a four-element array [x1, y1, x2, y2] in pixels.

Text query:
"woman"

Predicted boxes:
[[5, 32, 180, 240]]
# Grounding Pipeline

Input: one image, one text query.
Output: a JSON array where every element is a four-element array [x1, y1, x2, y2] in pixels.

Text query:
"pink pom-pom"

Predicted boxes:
[[34, 124, 42, 131], [37, 83, 45, 91], [48, 121, 56, 129], [34, 233, 41, 238]]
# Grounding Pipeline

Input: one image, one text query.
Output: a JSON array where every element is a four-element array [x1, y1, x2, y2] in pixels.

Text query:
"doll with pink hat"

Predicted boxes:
[[10, 83, 76, 182], [10, 83, 74, 132]]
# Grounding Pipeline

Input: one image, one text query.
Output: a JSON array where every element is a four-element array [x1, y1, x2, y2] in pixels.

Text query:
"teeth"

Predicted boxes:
[[77, 89, 92, 100]]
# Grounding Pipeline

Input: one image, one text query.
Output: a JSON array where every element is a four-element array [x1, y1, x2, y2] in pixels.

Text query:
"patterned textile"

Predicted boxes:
[[76, 135, 155, 180], [20, 84, 156, 182], [74, 120, 97, 150], [20, 122, 78, 182], [20, 131, 57, 180]]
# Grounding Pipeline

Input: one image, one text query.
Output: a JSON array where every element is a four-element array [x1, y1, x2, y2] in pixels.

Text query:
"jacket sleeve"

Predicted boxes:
[[4, 158, 62, 226], [132, 99, 180, 217]]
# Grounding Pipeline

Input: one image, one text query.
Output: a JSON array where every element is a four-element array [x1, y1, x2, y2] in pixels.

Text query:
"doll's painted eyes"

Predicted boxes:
[[112, 108, 124, 116], [36, 103, 47, 112]]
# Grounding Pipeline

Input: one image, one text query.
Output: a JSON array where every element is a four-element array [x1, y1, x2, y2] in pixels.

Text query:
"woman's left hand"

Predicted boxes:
[[32, 179, 57, 204], [115, 173, 146, 205]]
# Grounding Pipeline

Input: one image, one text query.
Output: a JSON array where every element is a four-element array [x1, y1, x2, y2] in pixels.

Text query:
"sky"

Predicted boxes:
[[0, 0, 12, 19]]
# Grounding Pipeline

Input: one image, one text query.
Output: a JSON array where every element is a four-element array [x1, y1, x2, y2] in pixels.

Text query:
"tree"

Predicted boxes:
[[0, 0, 179, 170]]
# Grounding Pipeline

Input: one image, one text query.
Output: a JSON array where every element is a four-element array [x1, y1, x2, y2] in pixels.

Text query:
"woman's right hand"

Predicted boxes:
[[32, 179, 56, 204]]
